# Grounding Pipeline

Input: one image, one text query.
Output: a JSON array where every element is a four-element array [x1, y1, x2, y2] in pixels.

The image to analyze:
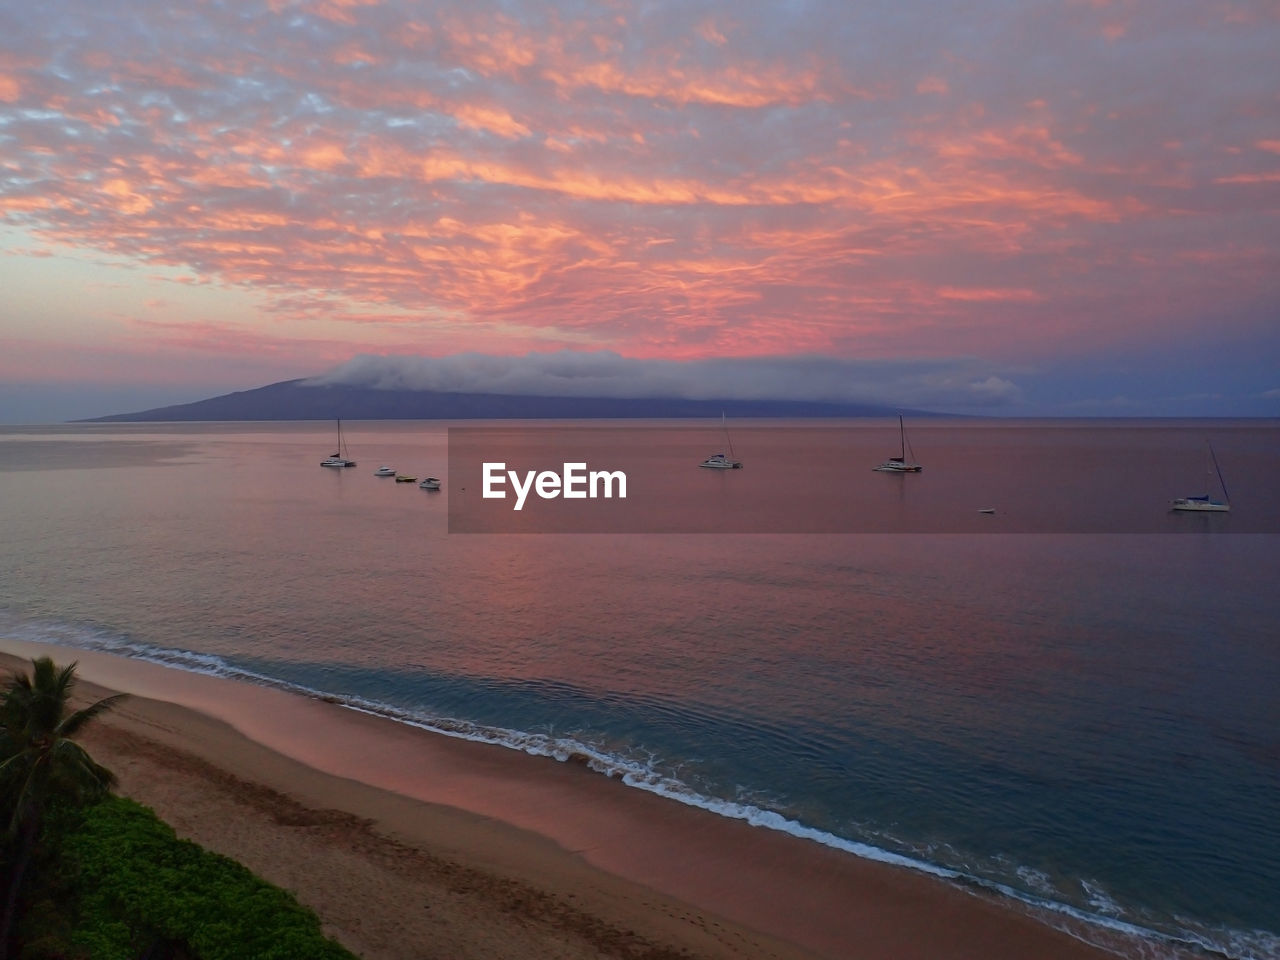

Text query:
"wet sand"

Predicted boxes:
[[1, 638, 1130, 960]]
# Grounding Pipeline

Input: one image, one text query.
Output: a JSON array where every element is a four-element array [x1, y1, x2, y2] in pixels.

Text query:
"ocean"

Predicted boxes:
[[0, 419, 1277, 959]]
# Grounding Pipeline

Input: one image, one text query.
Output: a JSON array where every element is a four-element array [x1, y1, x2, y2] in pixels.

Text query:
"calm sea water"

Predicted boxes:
[[1, 420, 1277, 959]]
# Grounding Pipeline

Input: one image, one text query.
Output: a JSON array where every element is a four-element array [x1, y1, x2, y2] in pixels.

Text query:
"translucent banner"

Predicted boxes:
[[446, 422, 1279, 534]]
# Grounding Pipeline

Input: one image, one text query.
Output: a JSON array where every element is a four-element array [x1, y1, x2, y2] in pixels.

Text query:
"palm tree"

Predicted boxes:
[[0, 657, 126, 959]]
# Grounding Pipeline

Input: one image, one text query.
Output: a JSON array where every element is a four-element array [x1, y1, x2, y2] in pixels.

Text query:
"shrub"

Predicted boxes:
[[62, 797, 356, 960]]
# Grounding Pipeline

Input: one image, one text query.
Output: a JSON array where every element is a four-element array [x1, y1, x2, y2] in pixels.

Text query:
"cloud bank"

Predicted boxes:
[[306, 351, 1025, 409]]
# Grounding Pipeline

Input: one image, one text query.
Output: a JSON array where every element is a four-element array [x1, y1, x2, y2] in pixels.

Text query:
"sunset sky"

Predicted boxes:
[[2, 0, 1278, 421]]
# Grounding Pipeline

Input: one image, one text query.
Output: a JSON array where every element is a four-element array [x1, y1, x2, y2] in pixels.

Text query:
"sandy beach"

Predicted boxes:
[[0, 638, 1130, 960]]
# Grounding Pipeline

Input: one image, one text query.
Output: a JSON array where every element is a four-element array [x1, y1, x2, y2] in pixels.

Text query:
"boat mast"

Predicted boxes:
[[1209, 441, 1230, 503], [723, 411, 736, 460], [898, 414, 905, 460]]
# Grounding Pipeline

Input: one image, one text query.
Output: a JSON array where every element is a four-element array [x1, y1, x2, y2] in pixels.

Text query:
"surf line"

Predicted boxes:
[[482, 462, 627, 511]]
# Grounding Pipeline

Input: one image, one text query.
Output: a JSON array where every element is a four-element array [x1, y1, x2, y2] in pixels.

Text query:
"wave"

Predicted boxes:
[[1, 613, 1274, 960]]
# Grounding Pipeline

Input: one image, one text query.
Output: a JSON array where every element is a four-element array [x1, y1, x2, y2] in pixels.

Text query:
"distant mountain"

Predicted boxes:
[[78, 379, 932, 421]]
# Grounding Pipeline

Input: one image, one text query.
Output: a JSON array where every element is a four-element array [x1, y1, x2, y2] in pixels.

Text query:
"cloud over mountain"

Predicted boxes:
[[306, 351, 1025, 409]]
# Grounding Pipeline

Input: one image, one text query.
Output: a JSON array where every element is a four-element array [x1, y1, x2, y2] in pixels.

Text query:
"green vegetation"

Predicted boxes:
[[1, 657, 123, 959], [0, 658, 357, 960], [62, 796, 355, 960]]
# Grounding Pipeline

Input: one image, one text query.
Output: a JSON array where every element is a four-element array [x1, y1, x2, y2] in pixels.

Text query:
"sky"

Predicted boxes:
[[1, 0, 1278, 422]]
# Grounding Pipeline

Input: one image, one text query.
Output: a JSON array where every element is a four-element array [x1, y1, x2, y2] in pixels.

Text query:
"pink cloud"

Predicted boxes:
[[937, 287, 1043, 303], [0, 0, 1276, 372], [1214, 171, 1280, 184], [453, 103, 532, 138]]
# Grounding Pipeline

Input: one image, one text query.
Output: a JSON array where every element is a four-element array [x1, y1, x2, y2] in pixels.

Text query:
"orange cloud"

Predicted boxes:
[[453, 104, 531, 138], [932, 125, 1083, 170], [542, 60, 839, 107], [435, 15, 539, 74], [937, 287, 1043, 302], [101, 179, 153, 214], [301, 142, 350, 171], [1214, 171, 1280, 184], [0, 196, 53, 212]]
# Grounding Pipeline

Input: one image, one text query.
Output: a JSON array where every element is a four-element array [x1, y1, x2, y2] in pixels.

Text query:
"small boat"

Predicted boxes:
[[395, 475, 417, 483], [320, 418, 357, 468], [874, 415, 922, 472], [419, 477, 441, 490], [978, 508, 996, 515], [699, 412, 742, 469], [699, 453, 742, 469], [1172, 441, 1230, 513], [374, 466, 397, 477]]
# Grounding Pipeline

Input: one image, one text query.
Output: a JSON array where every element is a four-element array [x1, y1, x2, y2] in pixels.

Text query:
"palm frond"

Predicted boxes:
[[58, 693, 128, 738], [50, 739, 117, 794], [1, 658, 120, 839]]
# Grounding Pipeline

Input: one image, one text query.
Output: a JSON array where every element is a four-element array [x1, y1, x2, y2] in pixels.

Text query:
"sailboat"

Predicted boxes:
[[320, 418, 357, 468], [873, 415, 922, 472], [700, 412, 742, 469], [1172, 441, 1230, 512]]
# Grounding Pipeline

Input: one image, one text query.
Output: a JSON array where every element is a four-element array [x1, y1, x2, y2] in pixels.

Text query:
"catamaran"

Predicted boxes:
[[699, 412, 742, 469], [320, 418, 357, 468], [874, 415, 922, 472], [1172, 441, 1230, 513]]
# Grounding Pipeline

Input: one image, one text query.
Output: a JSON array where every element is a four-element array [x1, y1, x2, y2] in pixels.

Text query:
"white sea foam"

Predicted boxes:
[[2, 615, 1272, 960], [1015, 864, 1060, 898], [1082, 879, 1125, 917]]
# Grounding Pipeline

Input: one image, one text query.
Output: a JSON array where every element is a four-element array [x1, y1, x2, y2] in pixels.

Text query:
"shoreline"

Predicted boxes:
[[1, 638, 1142, 960]]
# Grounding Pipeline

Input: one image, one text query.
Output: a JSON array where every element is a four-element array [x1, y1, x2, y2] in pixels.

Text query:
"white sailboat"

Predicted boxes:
[[1172, 441, 1230, 513], [874, 415, 922, 472], [320, 418, 357, 468], [699, 412, 742, 469]]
